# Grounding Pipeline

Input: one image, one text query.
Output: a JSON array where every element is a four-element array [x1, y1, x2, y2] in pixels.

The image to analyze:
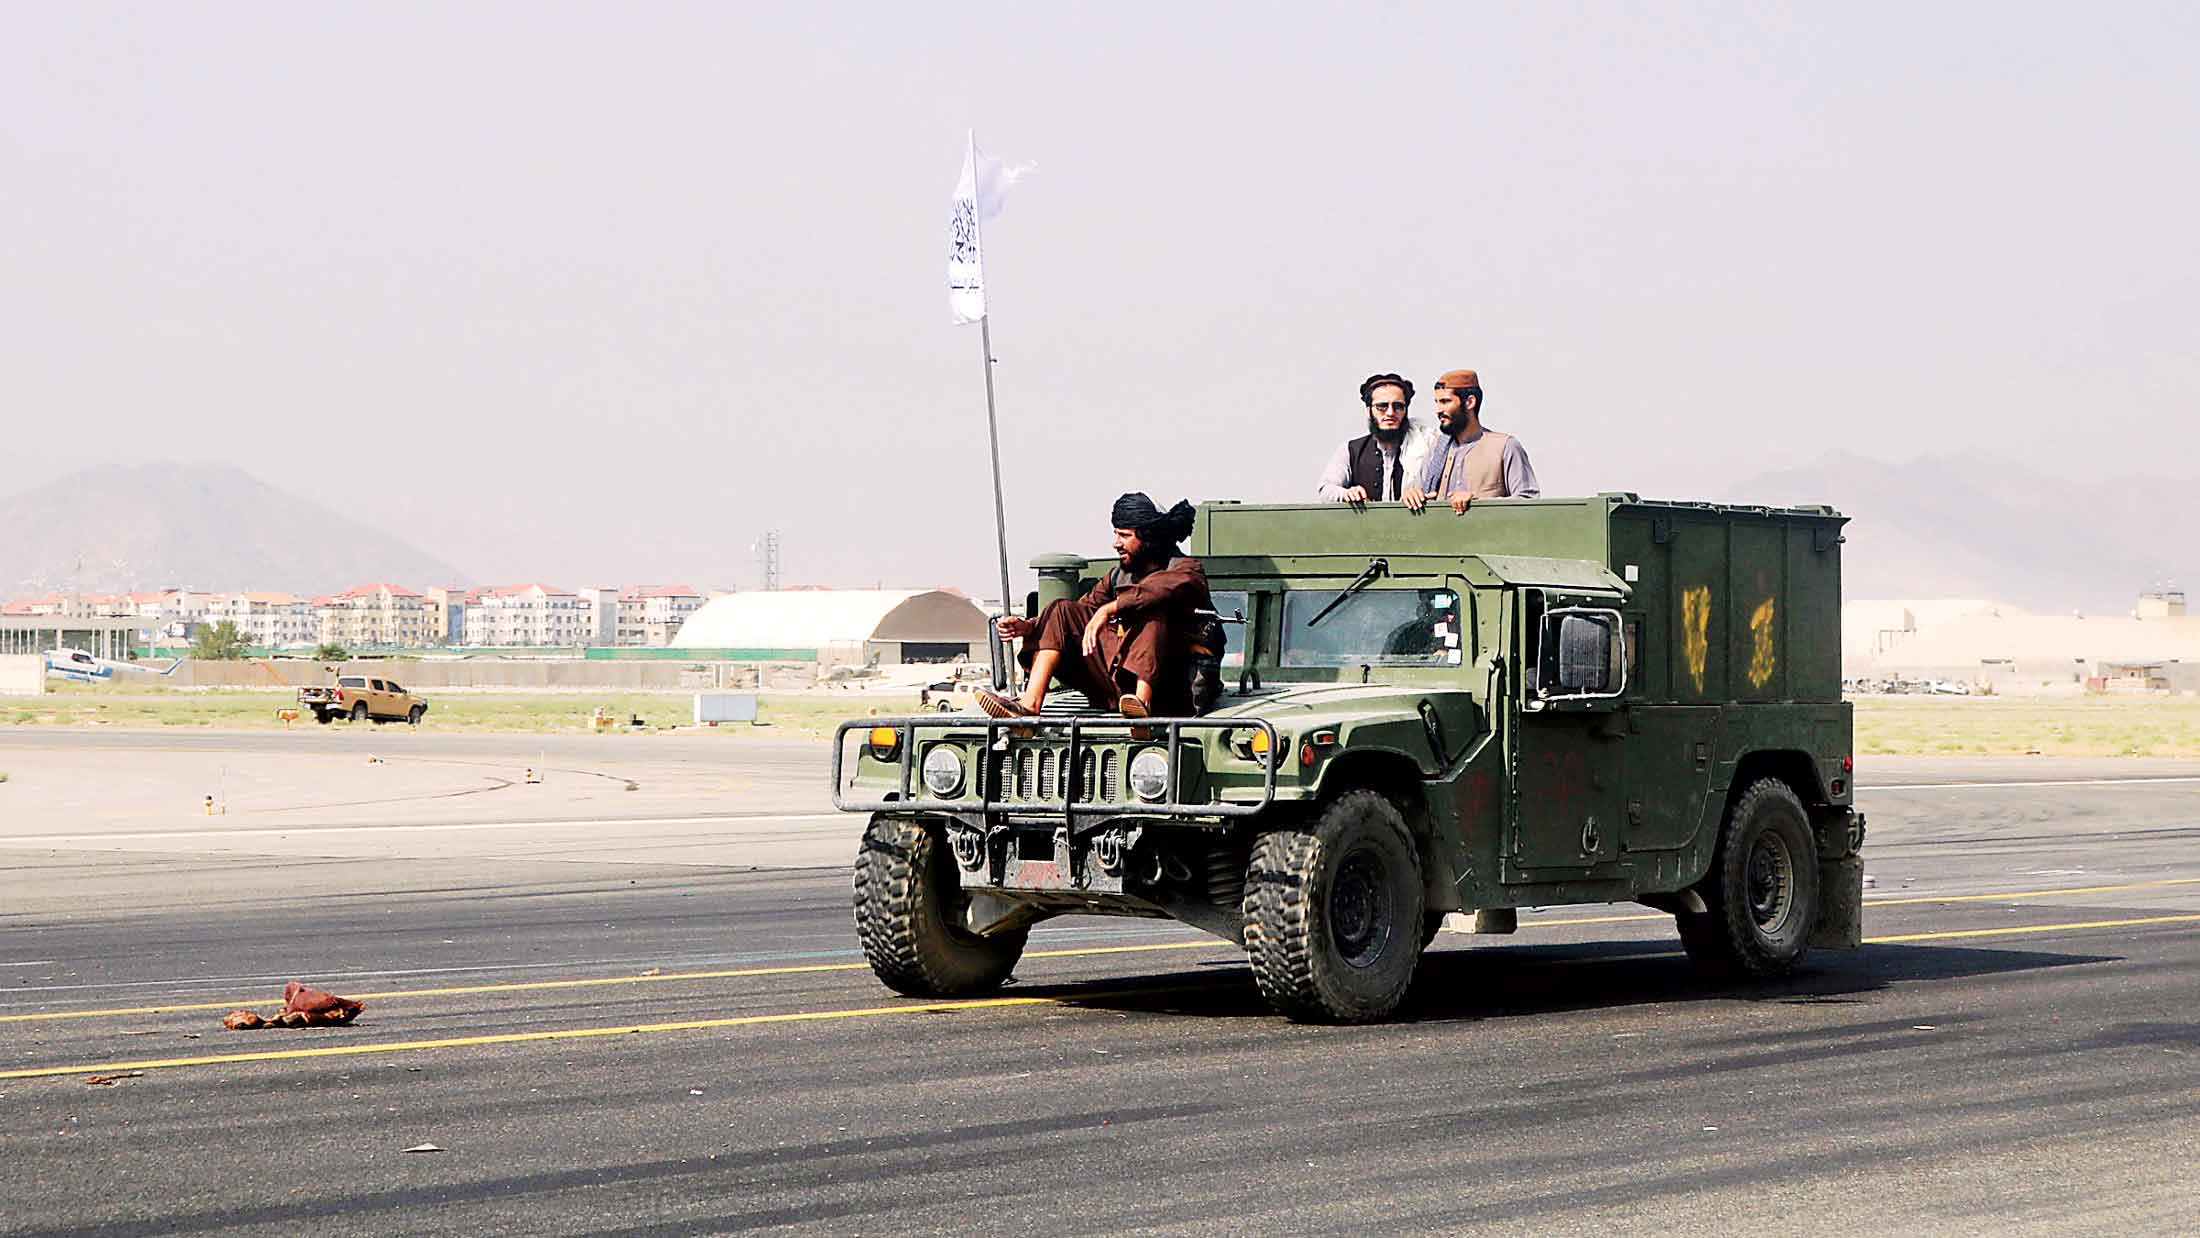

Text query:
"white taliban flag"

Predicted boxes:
[[948, 131, 1033, 325]]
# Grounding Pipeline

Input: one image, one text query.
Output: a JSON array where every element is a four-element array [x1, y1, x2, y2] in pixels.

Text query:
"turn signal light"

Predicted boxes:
[[867, 726, 902, 760]]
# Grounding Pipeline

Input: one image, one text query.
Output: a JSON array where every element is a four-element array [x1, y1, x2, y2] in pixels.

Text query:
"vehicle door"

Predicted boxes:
[[1507, 588, 1629, 877], [369, 678, 392, 717]]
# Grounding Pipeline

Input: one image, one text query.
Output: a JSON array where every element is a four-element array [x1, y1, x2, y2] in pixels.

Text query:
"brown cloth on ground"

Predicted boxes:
[[220, 981, 365, 1030], [1018, 556, 1211, 716]]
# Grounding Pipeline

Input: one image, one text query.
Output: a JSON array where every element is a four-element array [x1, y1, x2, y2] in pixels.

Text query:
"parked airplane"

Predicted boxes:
[[43, 648, 182, 683]]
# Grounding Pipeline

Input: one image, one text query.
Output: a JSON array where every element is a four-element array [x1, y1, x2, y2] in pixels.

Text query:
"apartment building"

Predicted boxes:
[[463, 583, 589, 647], [616, 585, 708, 646], [317, 582, 430, 648], [208, 592, 318, 648], [421, 586, 467, 645]]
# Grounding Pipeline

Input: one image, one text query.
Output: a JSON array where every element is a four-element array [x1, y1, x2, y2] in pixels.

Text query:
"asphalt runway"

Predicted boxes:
[[1, 729, 2196, 1235]]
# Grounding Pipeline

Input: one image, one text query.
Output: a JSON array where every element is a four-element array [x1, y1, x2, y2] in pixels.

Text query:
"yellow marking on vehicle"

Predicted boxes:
[[1681, 586, 1711, 693], [1747, 597, 1777, 688], [8, 912, 2199, 1081]]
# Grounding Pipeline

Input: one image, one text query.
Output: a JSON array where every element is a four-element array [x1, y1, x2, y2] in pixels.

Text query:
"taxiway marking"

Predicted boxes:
[[6, 912, 2197, 1081], [1861, 775, 2200, 792], [7, 876, 2196, 1024], [3, 813, 847, 846]]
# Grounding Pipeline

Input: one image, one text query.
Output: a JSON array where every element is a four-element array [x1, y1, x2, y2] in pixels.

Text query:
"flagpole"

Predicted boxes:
[[979, 312, 1013, 627]]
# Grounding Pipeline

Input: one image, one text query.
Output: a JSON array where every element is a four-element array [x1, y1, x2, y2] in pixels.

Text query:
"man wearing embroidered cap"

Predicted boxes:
[[980, 493, 1212, 722], [1403, 368, 1541, 514]]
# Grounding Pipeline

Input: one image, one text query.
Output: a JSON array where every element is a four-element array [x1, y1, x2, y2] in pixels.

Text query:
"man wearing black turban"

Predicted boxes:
[[980, 493, 1211, 721]]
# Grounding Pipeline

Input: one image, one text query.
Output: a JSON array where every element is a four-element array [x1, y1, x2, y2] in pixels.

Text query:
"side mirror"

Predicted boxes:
[[1536, 607, 1625, 700]]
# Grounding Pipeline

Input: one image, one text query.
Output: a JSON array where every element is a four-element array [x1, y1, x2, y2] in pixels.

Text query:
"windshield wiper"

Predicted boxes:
[[1305, 558, 1388, 628]]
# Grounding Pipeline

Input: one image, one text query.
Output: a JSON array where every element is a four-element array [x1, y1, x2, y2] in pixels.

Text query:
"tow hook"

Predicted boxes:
[[949, 824, 985, 871]]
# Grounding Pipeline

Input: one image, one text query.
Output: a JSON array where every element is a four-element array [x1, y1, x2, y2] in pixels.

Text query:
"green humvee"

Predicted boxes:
[[834, 494, 1865, 1023]]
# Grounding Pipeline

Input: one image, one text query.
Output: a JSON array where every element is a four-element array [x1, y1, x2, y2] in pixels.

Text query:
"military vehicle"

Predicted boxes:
[[834, 495, 1864, 1023]]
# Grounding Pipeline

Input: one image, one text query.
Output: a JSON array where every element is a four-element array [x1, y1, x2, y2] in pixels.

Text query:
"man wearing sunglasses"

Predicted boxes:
[[1316, 371, 1435, 503]]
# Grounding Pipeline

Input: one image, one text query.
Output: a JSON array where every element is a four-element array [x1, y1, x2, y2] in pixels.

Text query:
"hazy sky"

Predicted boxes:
[[4, 3, 2195, 595]]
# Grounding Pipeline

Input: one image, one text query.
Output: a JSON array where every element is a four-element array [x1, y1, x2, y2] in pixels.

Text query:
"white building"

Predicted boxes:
[[670, 589, 987, 665], [208, 592, 318, 648], [464, 583, 590, 647], [616, 585, 709, 646], [317, 583, 431, 648]]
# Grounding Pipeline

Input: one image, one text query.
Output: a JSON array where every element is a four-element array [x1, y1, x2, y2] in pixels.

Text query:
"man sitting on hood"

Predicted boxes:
[[979, 492, 1212, 723]]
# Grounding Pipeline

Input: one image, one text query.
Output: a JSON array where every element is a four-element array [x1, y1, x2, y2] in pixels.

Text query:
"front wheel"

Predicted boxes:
[[1243, 790, 1426, 1023], [407, 705, 425, 726], [1679, 777, 1821, 978], [853, 816, 1025, 997]]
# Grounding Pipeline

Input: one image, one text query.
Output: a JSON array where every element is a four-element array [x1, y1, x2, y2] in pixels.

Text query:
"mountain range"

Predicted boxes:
[[0, 462, 467, 598], [1710, 451, 2188, 613], [0, 456, 2183, 613]]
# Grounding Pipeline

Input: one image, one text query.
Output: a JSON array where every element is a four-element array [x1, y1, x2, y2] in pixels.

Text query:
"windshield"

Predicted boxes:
[[1282, 588, 1462, 668], [1209, 590, 1249, 668]]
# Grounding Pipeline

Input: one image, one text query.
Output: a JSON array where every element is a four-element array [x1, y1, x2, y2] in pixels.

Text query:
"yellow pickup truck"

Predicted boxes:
[[299, 675, 429, 725]]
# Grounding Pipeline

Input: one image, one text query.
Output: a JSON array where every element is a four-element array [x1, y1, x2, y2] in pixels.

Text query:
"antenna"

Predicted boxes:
[[752, 530, 782, 591]]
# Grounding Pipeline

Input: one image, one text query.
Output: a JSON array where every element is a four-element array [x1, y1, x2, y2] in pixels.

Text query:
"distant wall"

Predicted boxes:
[[0, 655, 45, 696], [162, 659, 819, 691]]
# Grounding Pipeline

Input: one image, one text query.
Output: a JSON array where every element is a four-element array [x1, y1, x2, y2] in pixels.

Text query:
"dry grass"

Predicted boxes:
[[4, 685, 921, 739], [15, 683, 2200, 755], [1854, 695, 2200, 757]]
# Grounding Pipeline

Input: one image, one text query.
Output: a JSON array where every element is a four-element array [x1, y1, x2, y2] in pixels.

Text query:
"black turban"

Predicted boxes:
[[1111, 493, 1196, 545]]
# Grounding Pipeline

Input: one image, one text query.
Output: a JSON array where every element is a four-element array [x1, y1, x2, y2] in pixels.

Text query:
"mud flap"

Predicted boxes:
[[1809, 854, 1864, 949]]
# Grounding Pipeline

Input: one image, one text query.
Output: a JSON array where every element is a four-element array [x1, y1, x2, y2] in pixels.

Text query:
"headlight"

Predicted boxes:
[[1129, 748, 1170, 802], [921, 744, 965, 797]]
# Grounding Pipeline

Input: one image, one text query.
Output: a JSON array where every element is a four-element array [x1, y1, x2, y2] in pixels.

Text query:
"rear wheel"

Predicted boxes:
[[314, 709, 332, 725], [1679, 777, 1821, 978], [349, 702, 368, 723], [1243, 790, 1425, 1023], [853, 815, 1026, 997]]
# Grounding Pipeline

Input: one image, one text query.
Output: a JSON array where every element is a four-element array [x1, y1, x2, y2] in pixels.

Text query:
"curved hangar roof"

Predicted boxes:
[[670, 590, 987, 650]]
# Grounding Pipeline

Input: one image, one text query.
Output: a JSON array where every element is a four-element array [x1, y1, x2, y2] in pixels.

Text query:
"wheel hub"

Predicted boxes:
[[1746, 831, 1795, 934], [1328, 848, 1392, 968]]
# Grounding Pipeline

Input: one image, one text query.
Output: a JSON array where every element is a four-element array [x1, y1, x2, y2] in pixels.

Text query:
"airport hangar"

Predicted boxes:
[[667, 589, 989, 665], [0, 615, 139, 660]]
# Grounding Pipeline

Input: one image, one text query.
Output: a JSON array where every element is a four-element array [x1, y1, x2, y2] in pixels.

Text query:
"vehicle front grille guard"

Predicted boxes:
[[831, 714, 1278, 823]]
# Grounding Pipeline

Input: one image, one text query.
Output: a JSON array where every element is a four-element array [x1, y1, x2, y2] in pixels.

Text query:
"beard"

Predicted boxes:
[[1439, 408, 1472, 436], [1367, 413, 1412, 445]]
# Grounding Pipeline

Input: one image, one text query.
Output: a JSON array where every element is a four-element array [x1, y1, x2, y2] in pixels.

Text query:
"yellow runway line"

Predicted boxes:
[[6, 875, 2195, 1026], [0, 996, 1059, 1080], [0, 941, 1221, 1024], [1864, 913, 2200, 944], [7, 912, 2198, 1080]]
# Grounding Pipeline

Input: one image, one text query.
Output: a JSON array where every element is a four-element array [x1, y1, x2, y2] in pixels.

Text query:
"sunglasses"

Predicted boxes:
[[1369, 401, 1408, 412]]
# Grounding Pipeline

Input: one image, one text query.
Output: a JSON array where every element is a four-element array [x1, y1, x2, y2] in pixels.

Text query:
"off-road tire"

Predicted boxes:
[[349, 702, 368, 723], [1243, 790, 1426, 1023], [407, 706, 425, 726], [853, 815, 1026, 997], [1679, 777, 1821, 978], [314, 710, 332, 725]]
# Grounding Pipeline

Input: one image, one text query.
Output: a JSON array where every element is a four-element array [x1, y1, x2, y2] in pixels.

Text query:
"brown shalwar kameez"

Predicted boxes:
[[1018, 556, 1211, 716]]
